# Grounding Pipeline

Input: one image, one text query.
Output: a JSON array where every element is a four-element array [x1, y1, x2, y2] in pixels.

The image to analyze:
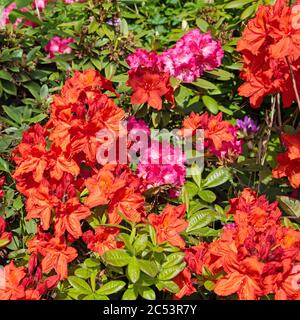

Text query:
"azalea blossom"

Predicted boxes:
[[185, 188, 300, 300], [182, 112, 243, 160], [148, 204, 188, 248], [137, 140, 186, 196], [160, 29, 224, 82], [82, 227, 124, 255], [45, 36, 75, 58], [237, 0, 300, 108], [272, 132, 300, 188]]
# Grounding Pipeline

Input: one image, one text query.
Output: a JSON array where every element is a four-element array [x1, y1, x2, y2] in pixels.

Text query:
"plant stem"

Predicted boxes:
[[276, 93, 282, 128], [286, 56, 300, 112]]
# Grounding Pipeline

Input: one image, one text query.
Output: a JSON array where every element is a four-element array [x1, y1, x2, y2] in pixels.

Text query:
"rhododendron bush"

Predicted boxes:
[[0, 0, 300, 301]]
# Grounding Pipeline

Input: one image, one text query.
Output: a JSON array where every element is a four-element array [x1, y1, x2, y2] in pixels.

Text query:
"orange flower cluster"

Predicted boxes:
[[185, 189, 300, 300], [272, 132, 300, 188], [10, 69, 146, 280], [237, 0, 300, 108], [182, 112, 242, 158], [0, 259, 59, 300], [148, 204, 188, 249]]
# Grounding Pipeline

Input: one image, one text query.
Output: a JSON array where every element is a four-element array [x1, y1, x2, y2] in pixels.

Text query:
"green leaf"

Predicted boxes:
[[204, 280, 215, 291], [40, 84, 48, 100], [10, 9, 41, 25], [2, 80, 17, 95], [190, 227, 220, 237], [202, 95, 219, 114], [148, 224, 157, 245], [68, 276, 93, 295], [158, 262, 185, 281], [74, 268, 92, 279], [0, 157, 10, 173], [156, 281, 180, 294], [138, 259, 159, 277], [186, 210, 215, 233], [240, 3, 256, 19], [96, 280, 126, 295], [198, 190, 216, 203], [0, 70, 13, 81], [202, 167, 231, 189], [2, 106, 22, 124], [277, 196, 300, 218], [196, 18, 209, 32], [137, 286, 156, 300], [91, 58, 102, 71], [191, 162, 203, 188], [193, 79, 218, 90], [23, 81, 41, 100], [120, 18, 129, 36], [84, 258, 100, 268], [224, 0, 253, 9], [133, 234, 148, 255], [183, 181, 199, 198], [13, 195, 24, 210], [162, 252, 184, 269], [103, 249, 132, 267], [122, 288, 138, 300], [127, 257, 140, 283]]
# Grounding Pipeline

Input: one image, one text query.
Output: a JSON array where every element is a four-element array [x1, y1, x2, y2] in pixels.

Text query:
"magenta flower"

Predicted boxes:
[[137, 141, 186, 197], [127, 116, 150, 136], [45, 36, 75, 58], [160, 29, 224, 82], [127, 48, 160, 72], [0, 3, 18, 28], [33, 0, 48, 10]]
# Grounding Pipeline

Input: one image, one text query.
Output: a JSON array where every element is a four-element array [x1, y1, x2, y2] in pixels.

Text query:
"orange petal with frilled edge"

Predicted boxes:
[[214, 272, 244, 297], [238, 275, 262, 300]]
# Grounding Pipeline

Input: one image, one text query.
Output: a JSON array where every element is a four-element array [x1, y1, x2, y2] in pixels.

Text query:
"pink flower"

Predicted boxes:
[[137, 141, 186, 197], [33, 0, 48, 10], [0, 3, 17, 28], [127, 116, 150, 136], [127, 49, 160, 72], [160, 29, 224, 82], [45, 36, 75, 58]]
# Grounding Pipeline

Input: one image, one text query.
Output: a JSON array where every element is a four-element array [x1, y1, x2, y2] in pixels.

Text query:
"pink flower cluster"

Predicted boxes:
[[45, 36, 75, 58], [127, 116, 150, 137], [137, 141, 186, 197], [0, 3, 19, 28], [33, 0, 48, 10], [126, 29, 224, 83]]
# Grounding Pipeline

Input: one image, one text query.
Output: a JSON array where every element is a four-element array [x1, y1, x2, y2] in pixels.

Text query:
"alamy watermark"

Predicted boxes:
[[95, 120, 204, 176]]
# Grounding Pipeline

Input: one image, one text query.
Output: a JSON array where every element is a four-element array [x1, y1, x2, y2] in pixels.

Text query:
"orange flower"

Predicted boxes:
[[27, 232, 77, 280], [0, 261, 26, 300], [25, 184, 59, 231], [85, 165, 145, 224], [148, 204, 188, 248], [182, 112, 236, 153], [84, 166, 126, 208], [82, 227, 124, 255], [55, 198, 91, 239], [173, 268, 196, 299], [185, 189, 300, 300], [127, 70, 174, 110], [272, 132, 300, 188]]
